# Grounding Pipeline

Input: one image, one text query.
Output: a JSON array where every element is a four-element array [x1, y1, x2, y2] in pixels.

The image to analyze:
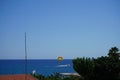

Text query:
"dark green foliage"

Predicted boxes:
[[31, 73, 45, 80], [108, 47, 120, 61], [73, 57, 94, 80], [31, 73, 80, 80], [73, 47, 120, 80], [94, 56, 120, 80], [94, 57, 116, 80]]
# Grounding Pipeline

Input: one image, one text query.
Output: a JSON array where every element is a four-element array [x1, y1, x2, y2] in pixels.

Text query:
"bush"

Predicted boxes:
[[31, 73, 80, 80]]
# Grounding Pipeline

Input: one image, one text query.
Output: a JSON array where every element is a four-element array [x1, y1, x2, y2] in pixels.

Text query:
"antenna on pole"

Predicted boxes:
[[25, 32, 27, 80]]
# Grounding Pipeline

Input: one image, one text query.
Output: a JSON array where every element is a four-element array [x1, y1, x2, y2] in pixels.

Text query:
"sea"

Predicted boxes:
[[0, 59, 76, 76]]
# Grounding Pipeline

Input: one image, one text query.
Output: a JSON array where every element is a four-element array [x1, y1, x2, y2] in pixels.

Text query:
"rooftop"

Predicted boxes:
[[0, 74, 37, 80]]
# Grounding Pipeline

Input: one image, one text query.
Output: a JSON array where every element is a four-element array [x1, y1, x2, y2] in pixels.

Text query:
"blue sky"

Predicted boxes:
[[0, 0, 120, 59]]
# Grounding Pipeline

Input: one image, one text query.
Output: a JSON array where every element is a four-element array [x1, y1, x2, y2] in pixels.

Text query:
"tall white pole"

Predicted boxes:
[[25, 32, 27, 80]]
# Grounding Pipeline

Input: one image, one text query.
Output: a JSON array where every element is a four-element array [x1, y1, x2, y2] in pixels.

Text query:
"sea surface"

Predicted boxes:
[[0, 59, 76, 76]]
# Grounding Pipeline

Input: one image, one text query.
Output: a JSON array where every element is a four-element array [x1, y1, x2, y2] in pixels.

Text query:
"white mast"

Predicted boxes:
[[25, 32, 27, 80]]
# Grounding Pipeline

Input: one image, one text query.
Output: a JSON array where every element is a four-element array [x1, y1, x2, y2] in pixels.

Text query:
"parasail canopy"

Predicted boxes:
[[57, 56, 63, 61]]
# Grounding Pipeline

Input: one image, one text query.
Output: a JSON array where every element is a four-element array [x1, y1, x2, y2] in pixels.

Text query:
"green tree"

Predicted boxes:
[[108, 47, 120, 60], [107, 47, 120, 80], [73, 57, 94, 80], [94, 56, 118, 80], [73, 47, 120, 80]]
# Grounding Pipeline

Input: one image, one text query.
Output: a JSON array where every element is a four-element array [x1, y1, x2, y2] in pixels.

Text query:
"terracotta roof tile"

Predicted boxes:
[[0, 74, 37, 80]]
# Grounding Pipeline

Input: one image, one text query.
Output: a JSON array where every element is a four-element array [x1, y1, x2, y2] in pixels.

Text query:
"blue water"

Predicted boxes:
[[0, 59, 76, 76]]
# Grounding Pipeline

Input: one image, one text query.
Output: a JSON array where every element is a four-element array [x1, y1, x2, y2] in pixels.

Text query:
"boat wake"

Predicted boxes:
[[56, 64, 70, 67]]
